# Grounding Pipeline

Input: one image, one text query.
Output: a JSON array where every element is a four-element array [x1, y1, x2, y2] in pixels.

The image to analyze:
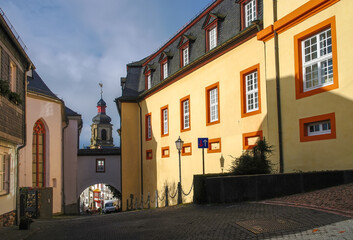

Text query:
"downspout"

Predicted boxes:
[[137, 101, 143, 198], [62, 108, 69, 214], [273, 0, 284, 173], [16, 66, 31, 225]]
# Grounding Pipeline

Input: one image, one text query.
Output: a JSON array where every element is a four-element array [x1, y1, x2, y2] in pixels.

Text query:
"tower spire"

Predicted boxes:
[[99, 82, 103, 99]]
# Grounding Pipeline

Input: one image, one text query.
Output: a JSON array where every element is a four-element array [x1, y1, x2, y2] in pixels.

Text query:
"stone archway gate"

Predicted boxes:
[[64, 148, 121, 214]]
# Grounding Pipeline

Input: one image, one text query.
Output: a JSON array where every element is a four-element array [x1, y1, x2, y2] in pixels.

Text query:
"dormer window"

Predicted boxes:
[[178, 35, 195, 68], [145, 70, 152, 90], [144, 65, 155, 90], [240, 0, 257, 29], [161, 59, 168, 80], [203, 13, 224, 52], [182, 47, 189, 66], [208, 25, 217, 50], [159, 51, 173, 81]]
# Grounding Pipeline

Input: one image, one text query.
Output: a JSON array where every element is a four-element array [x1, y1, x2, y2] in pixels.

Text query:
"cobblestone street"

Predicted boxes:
[[2, 184, 353, 240]]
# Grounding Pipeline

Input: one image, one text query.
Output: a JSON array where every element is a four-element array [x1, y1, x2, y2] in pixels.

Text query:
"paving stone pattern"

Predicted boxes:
[[1, 183, 353, 240]]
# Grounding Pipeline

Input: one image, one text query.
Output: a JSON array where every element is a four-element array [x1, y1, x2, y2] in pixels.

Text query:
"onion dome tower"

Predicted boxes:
[[90, 83, 114, 149]]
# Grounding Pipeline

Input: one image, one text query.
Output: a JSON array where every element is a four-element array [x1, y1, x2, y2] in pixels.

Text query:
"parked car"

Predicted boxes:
[[103, 201, 118, 214]]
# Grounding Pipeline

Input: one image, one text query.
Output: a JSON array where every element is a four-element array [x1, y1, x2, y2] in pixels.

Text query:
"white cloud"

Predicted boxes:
[[2, 0, 210, 147]]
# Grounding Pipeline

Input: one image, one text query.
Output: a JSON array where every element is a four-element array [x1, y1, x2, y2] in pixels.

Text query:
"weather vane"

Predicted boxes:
[[99, 82, 103, 99]]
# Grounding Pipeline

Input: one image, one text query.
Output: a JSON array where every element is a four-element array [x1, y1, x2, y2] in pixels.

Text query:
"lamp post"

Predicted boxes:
[[175, 136, 184, 204]]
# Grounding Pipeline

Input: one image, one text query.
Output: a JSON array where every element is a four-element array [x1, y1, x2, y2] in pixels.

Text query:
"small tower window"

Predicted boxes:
[[101, 129, 107, 141]]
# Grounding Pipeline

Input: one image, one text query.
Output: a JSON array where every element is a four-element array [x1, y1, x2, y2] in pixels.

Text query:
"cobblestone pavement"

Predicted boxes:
[[262, 183, 353, 218], [1, 183, 353, 240]]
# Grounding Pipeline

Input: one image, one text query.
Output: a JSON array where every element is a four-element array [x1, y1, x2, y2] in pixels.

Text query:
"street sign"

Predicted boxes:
[[198, 138, 208, 148]]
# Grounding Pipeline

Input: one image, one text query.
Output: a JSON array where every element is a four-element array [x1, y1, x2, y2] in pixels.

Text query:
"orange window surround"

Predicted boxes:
[[240, 64, 261, 118], [208, 138, 221, 153], [161, 147, 170, 158], [146, 149, 153, 160], [160, 105, 169, 137], [299, 112, 336, 142], [294, 16, 338, 99], [205, 82, 220, 126], [180, 95, 191, 132], [145, 113, 152, 141], [181, 143, 192, 156], [242, 131, 263, 150]]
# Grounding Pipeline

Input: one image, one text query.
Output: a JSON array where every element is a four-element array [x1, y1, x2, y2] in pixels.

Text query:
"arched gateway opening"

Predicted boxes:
[[79, 183, 121, 214]]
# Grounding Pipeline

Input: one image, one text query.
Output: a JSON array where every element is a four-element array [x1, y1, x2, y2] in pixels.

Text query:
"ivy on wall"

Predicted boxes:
[[0, 79, 22, 105]]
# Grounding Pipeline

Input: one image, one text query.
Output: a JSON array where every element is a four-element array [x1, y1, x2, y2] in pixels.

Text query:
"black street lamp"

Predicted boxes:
[[175, 136, 184, 204]]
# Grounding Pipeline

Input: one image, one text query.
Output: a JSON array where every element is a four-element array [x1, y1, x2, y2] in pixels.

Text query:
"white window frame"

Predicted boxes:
[[163, 62, 168, 79], [209, 26, 217, 50], [245, 71, 259, 113], [147, 74, 152, 89], [209, 88, 218, 122], [183, 47, 189, 66], [307, 120, 331, 136], [147, 115, 152, 139], [163, 108, 168, 135], [245, 0, 257, 28], [0, 154, 10, 195], [96, 159, 105, 172], [302, 28, 333, 92], [183, 99, 190, 129]]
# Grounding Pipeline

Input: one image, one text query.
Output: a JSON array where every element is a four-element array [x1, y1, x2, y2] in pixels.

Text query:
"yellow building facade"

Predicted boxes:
[[117, 0, 352, 210]]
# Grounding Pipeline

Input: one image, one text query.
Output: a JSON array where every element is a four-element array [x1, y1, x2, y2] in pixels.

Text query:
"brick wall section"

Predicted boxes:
[[0, 96, 23, 143], [0, 19, 28, 145], [1, 48, 9, 82], [0, 210, 16, 227]]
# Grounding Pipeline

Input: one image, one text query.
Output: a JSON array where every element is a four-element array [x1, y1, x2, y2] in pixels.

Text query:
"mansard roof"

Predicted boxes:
[[119, 0, 263, 101]]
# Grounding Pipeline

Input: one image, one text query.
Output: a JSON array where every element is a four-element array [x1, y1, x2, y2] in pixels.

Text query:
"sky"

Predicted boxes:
[[1, 0, 213, 148]]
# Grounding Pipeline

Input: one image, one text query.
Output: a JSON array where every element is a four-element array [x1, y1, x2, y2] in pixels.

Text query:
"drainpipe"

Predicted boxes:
[[137, 101, 143, 198], [62, 109, 69, 214], [273, 0, 284, 173], [16, 66, 31, 225]]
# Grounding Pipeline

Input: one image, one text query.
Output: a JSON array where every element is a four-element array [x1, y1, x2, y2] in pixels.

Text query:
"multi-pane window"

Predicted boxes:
[[307, 120, 331, 136], [0, 154, 10, 195], [162, 108, 168, 136], [245, 71, 259, 113], [146, 114, 152, 140], [302, 28, 333, 92], [163, 62, 168, 79], [209, 26, 217, 50], [183, 100, 190, 129], [209, 88, 218, 122], [183, 47, 189, 66], [32, 120, 46, 187], [244, 0, 257, 28], [96, 159, 105, 172]]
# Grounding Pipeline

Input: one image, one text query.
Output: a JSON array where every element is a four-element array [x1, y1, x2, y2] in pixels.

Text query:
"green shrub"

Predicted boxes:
[[229, 138, 273, 175], [8, 92, 22, 105], [0, 80, 10, 96]]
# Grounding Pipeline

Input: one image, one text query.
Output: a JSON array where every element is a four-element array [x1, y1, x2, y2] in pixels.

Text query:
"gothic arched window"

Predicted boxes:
[[101, 129, 107, 141], [32, 120, 46, 187]]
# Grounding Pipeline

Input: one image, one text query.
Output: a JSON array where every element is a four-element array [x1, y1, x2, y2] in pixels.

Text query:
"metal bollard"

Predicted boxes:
[[155, 190, 159, 208], [165, 186, 169, 207], [135, 197, 138, 210], [147, 192, 150, 209], [126, 199, 129, 211]]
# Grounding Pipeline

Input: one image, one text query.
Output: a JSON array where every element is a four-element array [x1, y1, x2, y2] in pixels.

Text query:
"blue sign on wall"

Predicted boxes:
[[198, 138, 209, 149]]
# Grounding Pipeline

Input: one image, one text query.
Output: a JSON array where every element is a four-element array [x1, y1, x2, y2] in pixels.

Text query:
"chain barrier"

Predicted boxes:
[[158, 191, 165, 202], [182, 181, 194, 196], [168, 188, 178, 199]]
